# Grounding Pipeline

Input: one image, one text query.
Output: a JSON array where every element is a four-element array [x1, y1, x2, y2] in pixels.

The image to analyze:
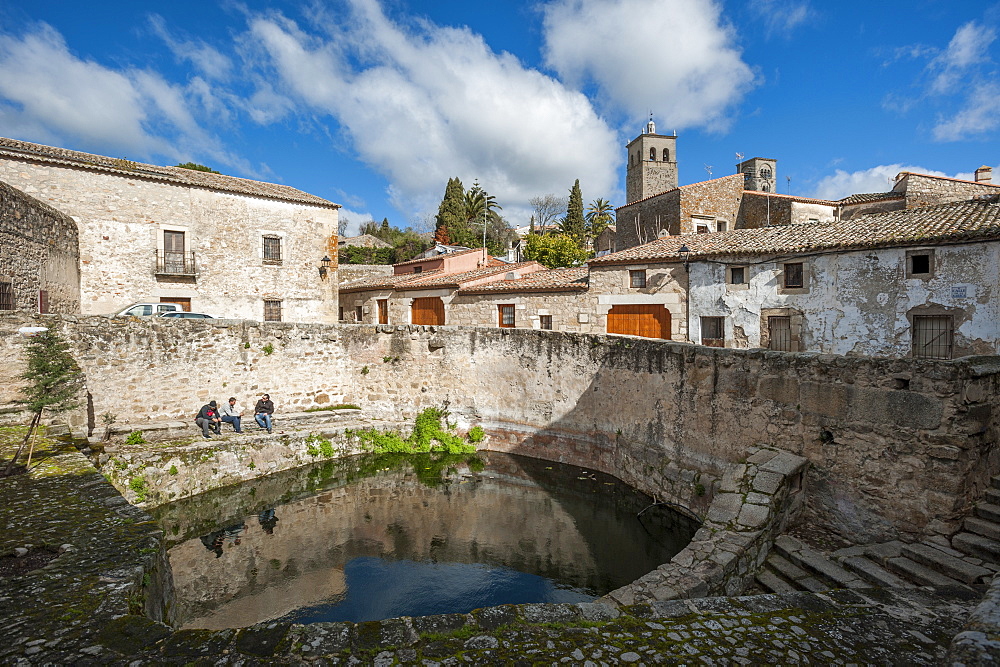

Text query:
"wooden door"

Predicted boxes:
[[411, 297, 445, 325], [160, 297, 191, 312], [767, 316, 792, 351], [163, 231, 185, 273], [377, 299, 389, 324], [606, 304, 670, 339]]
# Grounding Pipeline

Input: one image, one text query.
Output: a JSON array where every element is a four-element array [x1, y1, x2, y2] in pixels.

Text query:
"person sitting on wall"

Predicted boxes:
[[220, 397, 243, 433], [254, 393, 275, 434], [195, 400, 222, 438]]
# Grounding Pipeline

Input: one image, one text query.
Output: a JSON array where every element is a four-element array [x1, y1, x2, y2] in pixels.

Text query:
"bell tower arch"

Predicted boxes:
[[625, 115, 677, 204]]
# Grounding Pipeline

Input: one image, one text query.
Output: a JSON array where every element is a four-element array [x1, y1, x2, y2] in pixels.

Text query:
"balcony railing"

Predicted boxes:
[[155, 250, 197, 277]]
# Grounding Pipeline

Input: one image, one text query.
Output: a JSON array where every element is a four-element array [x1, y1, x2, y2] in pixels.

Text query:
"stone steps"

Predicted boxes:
[[975, 502, 1000, 524], [901, 542, 991, 584], [839, 556, 914, 589], [886, 556, 965, 587], [965, 516, 1000, 542], [953, 532, 1000, 562]]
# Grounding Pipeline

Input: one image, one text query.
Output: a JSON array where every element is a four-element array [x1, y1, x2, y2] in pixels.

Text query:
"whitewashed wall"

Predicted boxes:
[[688, 241, 1000, 357]]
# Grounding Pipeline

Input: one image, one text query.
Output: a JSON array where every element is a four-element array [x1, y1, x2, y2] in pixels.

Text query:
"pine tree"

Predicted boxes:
[[434, 177, 466, 246], [563, 179, 585, 244], [4, 329, 84, 475]]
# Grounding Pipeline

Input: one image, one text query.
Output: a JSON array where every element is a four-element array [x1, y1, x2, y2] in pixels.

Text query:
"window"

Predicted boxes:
[[0, 282, 13, 310], [413, 266, 423, 274], [696, 225, 710, 234], [498, 304, 515, 328], [263, 235, 282, 264], [629, 270, 646, 288], [264, 299, 282, 322], [783, 263, 804, 288], [716, 221, 727, 232], [759, 166, 772, 180], [912, 315, 953, 359], [907, 250, 934, 279], [761, 183, 771, 192], [650, 147, 657, 161], [768, 316, 792, 351], [701, 317, 724, 347], [355, 306, 363, 322], [162, 230, 189, 274], [743, 168, 753, 185], [539, 315, 552, 330], [38, 290, 49, 314], [339, 307, 344, 321], [728, 267, 747, 285]]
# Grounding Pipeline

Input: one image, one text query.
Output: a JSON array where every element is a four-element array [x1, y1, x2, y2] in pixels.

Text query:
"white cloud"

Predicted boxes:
[[337, 207, 373, 237], [929, 21, 996, 94], [0, 22, 256, 175], [747, 0, 813, 39], [246, 1, 620, 224], [148, 14, 233, 81], [812, 164, 977, 200], [933, 82, 1000, 141], [541, 0, 756, 131]]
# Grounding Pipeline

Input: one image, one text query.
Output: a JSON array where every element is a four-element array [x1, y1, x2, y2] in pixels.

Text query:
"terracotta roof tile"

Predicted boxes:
[[0, 136, 338, 208], [393, 246, 484, 267], [339, 270, 444, 292], [590, 196, 1000, 265], [838, 191, 905, 206], [459, 267, 589, 294], [399, 262, 542, 290]]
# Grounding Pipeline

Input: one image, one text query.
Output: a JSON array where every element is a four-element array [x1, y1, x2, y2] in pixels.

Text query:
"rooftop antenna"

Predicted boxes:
[[786, 175, 791, 194], [735, 152, 745, 162], [704, 164, 713, 177]]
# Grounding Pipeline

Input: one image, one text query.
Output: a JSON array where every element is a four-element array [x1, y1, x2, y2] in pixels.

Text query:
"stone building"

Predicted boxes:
[[0, 137, 340, 322], [338, 250, 546, 325], [594, 196, 1000, 358], [450, 268, 593, 331], [625, 117, 677, 204], [0, 180, 80, 314]]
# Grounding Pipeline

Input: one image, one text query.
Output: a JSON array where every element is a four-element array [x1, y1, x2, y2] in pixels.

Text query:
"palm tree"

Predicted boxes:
[[586, 198, 615, 237]]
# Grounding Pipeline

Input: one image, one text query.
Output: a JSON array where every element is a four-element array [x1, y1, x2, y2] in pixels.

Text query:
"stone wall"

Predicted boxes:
[[442, 291, 599, 333], [616, 190, 681, 249], [0, 180, 80, 314], [678, 174, 743, 234], [1, 313, 998, 543], [0, 157, 338, 321], [338, 264, 392, 285], [589, 263, 687, 341], [898, 173, 1000, 209]]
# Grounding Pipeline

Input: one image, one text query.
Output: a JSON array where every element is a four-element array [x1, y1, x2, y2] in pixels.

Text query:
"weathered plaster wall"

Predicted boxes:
[[2, 313, 997, 544], [688, 241, 1000, 357], [0, 157, 338, 321], [0, 180, 80, 314], [789, 201, 837, 225]]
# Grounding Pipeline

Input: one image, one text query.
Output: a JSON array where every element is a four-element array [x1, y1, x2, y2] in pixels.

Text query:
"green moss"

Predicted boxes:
[[467, 426, 485, 444], [129, 475, 148, 503], [125, 430, 146, 446], [169, 464, 178, 475], [304, 404, 361, 412], [262, 343, 274, 355]]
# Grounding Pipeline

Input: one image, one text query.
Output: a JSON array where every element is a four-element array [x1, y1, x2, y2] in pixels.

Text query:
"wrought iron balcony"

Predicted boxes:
[[155, 250, 197, 277]]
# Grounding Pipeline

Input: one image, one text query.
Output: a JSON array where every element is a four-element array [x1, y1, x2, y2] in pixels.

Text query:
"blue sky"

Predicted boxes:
[[1, 1, 998, 235]]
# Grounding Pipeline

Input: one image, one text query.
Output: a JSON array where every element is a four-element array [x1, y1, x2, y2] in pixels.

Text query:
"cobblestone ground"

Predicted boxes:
[[0, 433, 985, 665]]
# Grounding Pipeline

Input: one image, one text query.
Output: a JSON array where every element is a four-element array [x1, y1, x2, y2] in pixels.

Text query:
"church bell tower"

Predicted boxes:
[[625, 116, 677, 204]]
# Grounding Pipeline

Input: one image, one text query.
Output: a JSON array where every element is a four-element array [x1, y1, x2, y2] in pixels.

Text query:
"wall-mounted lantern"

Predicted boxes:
[[318, 256, 331, 279], [677, 244, 691, 270]]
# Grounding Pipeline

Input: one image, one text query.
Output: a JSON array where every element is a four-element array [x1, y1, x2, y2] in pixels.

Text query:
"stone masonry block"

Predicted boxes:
[[706, 492, 742, 524], [799, 381, 850, 419], [751, 471, 784, 495], [848, 387, 942, 430], [718, 464, 747, 493], [759, 451, 809, 477], [757, 375, 800, 405], [746, 448, 778, 465], [736, 503, 771, 529]]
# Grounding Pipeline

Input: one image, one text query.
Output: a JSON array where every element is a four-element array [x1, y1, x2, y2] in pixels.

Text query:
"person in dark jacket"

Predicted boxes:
[[254, 393, 275, 433], [196, 400, 222, 438]]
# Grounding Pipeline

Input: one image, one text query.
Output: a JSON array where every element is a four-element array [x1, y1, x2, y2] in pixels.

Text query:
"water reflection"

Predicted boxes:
[[153, 452, 699, 629]]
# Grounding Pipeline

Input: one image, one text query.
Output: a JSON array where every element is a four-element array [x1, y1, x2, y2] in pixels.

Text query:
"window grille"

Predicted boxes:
[[264, 299, 282, 322], [768, 316, 792, 351], [0, 282, 12, 310], [263, 236, 282, 264], [539, 315, 552, 330], [783, 263, 804, 288], [629, 270, 646, 288], [701, 316, 724, 347], [498, 305, 515, 328], [912, 315, 953, 359], [729, 267, 746, 284]]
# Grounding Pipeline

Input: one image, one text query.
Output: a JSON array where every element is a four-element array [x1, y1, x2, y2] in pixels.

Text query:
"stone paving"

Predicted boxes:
[[0, 434, 994, 665]]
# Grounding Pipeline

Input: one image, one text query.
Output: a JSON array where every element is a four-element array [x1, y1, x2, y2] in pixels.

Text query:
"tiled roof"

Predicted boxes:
[[392, 246, 484, 267], [590, 196, 1000, 265], [838, 192, 905, 206], [339, 234, 392, 248], [398, 262, 541, 290], [459, 267, 589, 294], [0, 137, 338, 209], [339, 270, 444, 292], [897, 171, 1000, 189], [741, 191, 837, 205]]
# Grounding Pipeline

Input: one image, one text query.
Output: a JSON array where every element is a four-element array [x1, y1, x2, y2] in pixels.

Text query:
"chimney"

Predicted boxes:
[[976, 165, 992, 183]]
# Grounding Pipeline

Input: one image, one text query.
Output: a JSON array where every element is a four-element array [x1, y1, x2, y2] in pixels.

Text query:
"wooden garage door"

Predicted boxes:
[[606, 304, 671, 339], [411, 297, 445, 325]]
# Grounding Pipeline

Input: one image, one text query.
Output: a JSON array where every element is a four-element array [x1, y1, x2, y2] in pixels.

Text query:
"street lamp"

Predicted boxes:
[[318, 256, 331, 279]]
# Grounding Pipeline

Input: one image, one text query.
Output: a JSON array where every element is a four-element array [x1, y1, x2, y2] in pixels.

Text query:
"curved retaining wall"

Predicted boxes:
[[2, 314, 998, 543]]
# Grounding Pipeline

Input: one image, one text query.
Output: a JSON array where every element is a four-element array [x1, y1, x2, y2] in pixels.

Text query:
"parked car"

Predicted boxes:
[[113, 302, 181, 317], [157, 311, 215, 319]]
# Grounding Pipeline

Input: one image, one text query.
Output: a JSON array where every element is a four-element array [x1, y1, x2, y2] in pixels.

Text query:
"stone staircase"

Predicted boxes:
[[757, 476, 1000, 594]]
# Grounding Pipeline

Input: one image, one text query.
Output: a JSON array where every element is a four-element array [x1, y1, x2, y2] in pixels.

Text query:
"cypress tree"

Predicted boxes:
[[564, 179, 585, 244], [434, 177, 466, 245]]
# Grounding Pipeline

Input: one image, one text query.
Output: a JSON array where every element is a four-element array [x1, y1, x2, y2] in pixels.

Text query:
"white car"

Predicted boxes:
[[158, 311, 215, 319], [114, 302, 181, 317]]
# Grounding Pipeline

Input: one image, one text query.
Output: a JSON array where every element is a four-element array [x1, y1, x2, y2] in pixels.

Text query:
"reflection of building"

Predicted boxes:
[[0, 137, 340, 322]]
